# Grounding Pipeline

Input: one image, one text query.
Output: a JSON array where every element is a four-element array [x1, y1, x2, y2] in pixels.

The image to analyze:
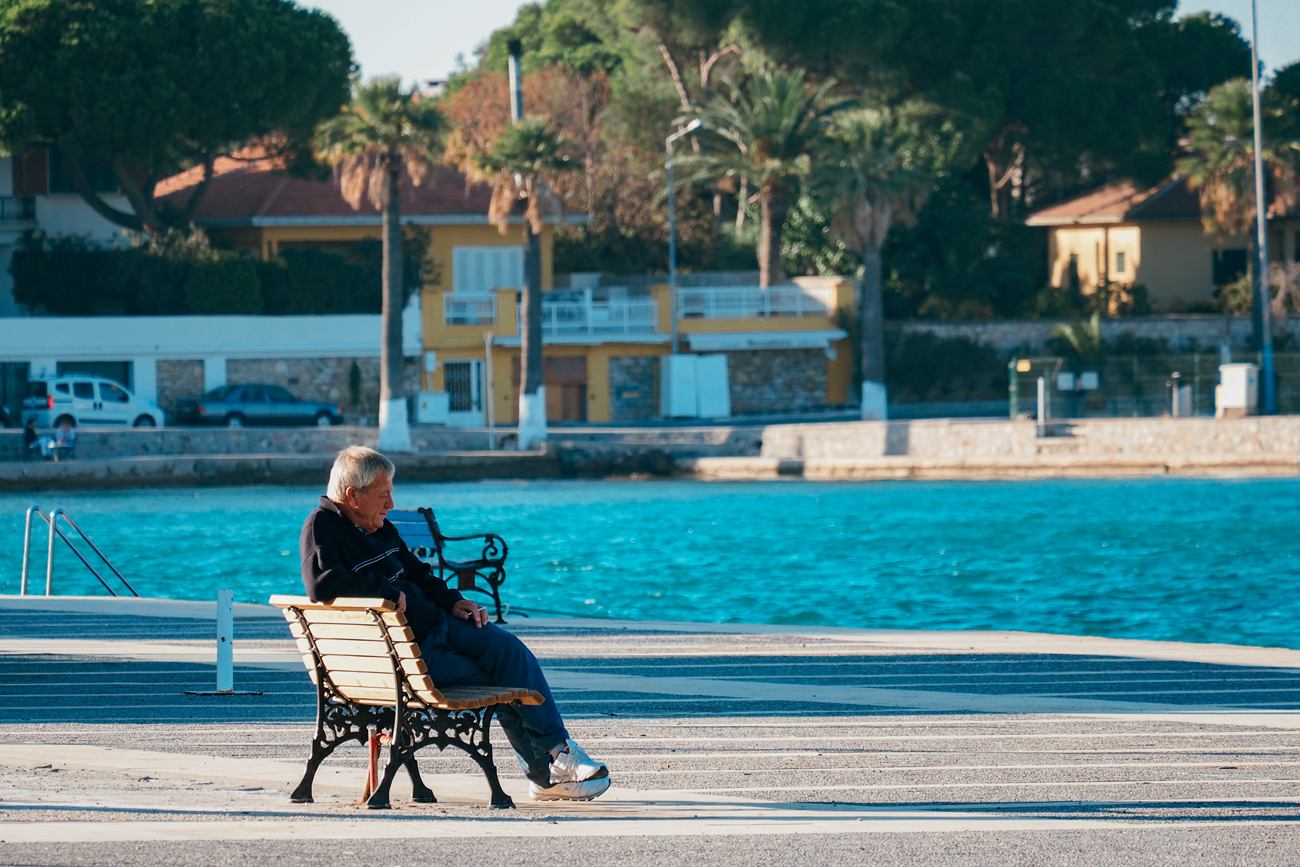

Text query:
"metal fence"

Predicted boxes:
[[1008, 351, 1294, 419]]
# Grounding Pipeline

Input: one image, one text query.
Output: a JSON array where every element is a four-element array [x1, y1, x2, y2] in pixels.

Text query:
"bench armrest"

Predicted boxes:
[[436, 532, 508, 567]]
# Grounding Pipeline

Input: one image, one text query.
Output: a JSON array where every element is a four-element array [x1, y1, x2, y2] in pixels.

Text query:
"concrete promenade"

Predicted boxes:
[[1, 596, 1299, 865]]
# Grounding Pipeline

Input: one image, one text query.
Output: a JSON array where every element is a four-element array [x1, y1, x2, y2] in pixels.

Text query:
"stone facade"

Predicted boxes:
[[608, 356, 658, 422], [897, 315, 1300, 356], [726, 348, 827, 416], [761, 416, 1300, 461], [156, 360, 204, 416], [225, 357, 420, 424]]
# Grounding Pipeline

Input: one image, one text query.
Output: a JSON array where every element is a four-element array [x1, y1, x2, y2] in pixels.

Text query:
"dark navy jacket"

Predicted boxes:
[[299, 496, 463, 643]]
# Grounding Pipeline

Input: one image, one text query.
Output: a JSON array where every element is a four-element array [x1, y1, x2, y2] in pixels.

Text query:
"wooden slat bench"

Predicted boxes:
[[271, 594, 544, 809]]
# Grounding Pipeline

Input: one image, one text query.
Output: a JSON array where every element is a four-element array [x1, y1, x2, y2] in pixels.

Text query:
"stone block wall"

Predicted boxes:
[[896, 315, 1300, 356], [224, 357, 420, 424], [608, 356, 657, 422], [760, 415, 1300, 460], [156, 360, 204, 416], [726, 348, 826, 415]]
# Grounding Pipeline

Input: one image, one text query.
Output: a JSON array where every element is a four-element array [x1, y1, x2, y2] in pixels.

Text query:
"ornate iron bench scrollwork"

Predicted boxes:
[[271, 595, 543, 810], [387, 507, 511, 623]]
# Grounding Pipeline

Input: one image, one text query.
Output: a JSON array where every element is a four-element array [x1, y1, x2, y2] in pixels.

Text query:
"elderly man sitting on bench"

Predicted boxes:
[[300, 445, 610, 801]]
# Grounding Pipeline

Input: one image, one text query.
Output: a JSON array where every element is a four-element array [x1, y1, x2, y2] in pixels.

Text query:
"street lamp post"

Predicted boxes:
[[1250, 0, 1276, 412], [666, 119, 703, 355]]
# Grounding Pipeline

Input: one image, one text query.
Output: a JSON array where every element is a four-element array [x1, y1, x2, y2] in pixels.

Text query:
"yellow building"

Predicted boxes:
[[1026, 176, 1300, 311], [162, 154, 855, 425], [425, 275, 856, 425]]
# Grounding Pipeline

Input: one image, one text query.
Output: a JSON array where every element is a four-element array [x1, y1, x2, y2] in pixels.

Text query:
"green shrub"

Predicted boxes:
[[260, 248, 359, 315], [10, 233, 116, 315], [885, 329, 1005, 402], [184, 252, 262, 315]]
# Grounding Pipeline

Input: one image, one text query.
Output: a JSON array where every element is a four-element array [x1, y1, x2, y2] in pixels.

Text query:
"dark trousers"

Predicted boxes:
[[420, 617, 568, 785]]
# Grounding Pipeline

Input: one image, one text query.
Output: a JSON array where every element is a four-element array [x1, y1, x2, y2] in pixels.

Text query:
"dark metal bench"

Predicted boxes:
[[387, 507, 511, 623], [271, 595, 543, 809]]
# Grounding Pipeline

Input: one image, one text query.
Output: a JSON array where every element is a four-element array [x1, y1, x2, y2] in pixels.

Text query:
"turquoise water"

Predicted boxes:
[[3, 478, 1297, 649]]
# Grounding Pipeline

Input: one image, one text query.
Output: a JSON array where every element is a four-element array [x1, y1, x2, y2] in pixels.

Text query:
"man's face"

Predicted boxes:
[[345, 475, 393, 533]]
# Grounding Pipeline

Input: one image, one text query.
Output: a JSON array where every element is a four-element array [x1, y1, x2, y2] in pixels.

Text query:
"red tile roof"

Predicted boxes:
[[1026, 176, 1203, 226], [157, 149, 495, 225]]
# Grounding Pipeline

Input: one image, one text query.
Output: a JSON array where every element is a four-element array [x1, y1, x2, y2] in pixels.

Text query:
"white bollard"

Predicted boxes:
[[217, 588, 233, 693]]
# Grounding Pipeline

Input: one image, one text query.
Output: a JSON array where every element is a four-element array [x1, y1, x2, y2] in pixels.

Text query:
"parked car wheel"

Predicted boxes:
[[314, 411, 335, 427], [133, 415, 156, 427], [54, 414, 76, 428], [225, 413, 245, 428]]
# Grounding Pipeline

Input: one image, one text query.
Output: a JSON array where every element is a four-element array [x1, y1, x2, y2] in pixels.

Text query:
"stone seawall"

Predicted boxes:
[[760, 416, 1300, 460], [0, 426, 495, 462], [4, 417, 1298, 488], [677, 416, 1300, 480]]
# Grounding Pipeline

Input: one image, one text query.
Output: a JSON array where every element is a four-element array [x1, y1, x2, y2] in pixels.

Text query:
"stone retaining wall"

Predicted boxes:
[[761, 416, 1300, 460], [727, 348, 827, 414], [156, 361, 204, 416], [897, 315, 1300, 355], [608, 357, 657, 423]]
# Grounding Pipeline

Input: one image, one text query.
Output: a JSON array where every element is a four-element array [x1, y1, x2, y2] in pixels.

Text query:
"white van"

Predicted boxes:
[[22, 376, 165, 428]]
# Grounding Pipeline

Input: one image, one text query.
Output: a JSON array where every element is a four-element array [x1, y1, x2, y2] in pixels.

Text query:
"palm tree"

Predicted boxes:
[[815, 107, 933, 419], [679, 67, 850, 287], [315, 77, 443, 452], [468, 118, 574, 450], [1051, 313, 1103, 369], [1177, 78, 1300, 345]]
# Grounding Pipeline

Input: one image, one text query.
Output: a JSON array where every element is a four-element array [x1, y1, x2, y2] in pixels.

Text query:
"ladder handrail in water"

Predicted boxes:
[[20, 506, 140, 597]]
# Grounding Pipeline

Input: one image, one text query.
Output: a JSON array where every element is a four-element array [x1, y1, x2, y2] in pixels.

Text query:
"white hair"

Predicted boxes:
[[327, 445, 395, 501]]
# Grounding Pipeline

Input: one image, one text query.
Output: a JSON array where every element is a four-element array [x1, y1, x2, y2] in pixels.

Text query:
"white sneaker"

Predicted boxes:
[[529, 776, 611, 801], [550, 738, 609, 783]]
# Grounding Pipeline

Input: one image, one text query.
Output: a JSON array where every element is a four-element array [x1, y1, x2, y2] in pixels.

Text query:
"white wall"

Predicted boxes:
[[0, 297, 424, 406], [35, 195, 133, 245]]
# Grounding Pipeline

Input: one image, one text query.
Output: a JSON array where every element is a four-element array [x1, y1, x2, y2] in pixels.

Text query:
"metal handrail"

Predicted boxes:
[[19, 506, 139, 597]]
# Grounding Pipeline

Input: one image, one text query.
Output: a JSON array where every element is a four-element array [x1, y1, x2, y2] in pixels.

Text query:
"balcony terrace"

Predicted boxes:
[[677, 284, 837, 319]]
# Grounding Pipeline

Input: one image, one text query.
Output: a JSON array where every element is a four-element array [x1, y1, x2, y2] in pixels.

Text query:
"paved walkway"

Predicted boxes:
[[1, 596, 1298, 865]]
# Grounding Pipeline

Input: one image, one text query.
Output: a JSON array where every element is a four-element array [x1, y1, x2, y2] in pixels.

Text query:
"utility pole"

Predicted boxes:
[[1251, 0, 1276, 412], [666, 119, 703, 356], [509, 39, 547, 449]]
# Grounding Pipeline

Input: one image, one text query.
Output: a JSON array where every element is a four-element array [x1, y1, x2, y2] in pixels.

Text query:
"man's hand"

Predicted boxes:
[[397, 591, 407, 613], [452, 599, 487, 628]]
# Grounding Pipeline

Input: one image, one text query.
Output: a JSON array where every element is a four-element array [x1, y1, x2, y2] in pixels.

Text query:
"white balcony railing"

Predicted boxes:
[[517, 298, 660, 337], [443, 294, 497, 325], [677, 284, 836, 319]]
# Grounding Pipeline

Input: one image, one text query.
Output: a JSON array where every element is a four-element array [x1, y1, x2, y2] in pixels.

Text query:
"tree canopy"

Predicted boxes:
[[0, 0, 354, 233]]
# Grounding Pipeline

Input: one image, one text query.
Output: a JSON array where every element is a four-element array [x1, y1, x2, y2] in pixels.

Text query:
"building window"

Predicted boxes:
[[1115, 251, 1126, 274], [1213, 249, 1248, 285], [48, 147, 118, 195], [1067, 252, 1080, 292]]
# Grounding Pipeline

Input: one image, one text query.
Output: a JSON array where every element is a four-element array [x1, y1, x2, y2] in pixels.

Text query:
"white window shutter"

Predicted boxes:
[[453, 247, 524, 295]]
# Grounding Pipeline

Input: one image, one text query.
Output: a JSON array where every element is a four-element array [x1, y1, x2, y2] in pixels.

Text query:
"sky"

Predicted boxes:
[[308, 0, 1300, 86]]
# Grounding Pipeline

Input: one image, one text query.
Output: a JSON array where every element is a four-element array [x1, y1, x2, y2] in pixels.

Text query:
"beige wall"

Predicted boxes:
[[1136, 222, 1217, 308]]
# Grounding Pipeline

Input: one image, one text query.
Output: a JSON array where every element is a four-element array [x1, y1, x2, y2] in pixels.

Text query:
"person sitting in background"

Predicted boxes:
[[23, 418, 39, 459], [51, 419, 76, 461], [299, 445, 611, 801]]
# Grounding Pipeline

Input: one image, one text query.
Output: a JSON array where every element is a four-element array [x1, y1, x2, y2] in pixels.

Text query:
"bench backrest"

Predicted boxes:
[[270, 594, 448, 707], [386, 509, 441, 556]]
